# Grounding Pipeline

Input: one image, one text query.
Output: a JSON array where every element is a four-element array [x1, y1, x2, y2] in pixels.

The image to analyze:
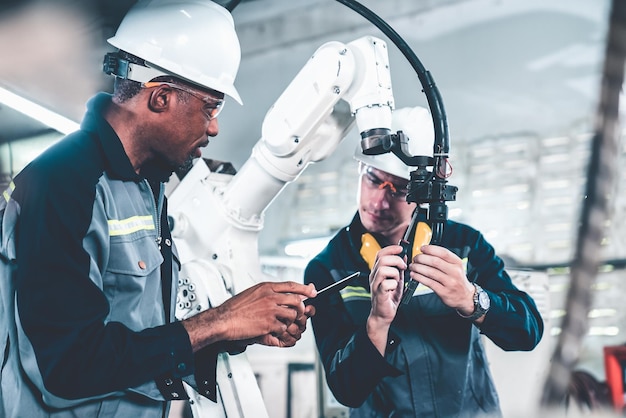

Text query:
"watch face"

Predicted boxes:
[[478, 290, 490, 309]]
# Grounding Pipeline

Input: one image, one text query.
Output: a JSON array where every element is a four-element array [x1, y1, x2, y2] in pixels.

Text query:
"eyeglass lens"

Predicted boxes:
[[364, 170, 408, 199]]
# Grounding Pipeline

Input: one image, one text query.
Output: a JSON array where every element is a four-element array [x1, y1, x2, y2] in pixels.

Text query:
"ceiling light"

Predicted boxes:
[[0, 86, 79, 135]]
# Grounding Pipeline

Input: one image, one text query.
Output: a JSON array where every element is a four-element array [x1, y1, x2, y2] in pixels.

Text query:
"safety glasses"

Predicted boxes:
[[361, 165, 409, 200], [143, 81, 225, 120]]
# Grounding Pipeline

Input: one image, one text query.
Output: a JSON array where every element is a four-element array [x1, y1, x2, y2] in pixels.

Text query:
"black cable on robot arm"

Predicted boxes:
[[226, 0, 449, 155], [333, 0, 449, 156]]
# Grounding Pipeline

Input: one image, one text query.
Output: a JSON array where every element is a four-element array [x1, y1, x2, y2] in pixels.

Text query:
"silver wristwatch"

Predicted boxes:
[[457, 283, 490, 321]]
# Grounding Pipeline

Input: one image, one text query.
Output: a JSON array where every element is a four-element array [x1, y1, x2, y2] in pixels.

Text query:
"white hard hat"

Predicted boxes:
[[354, 106, 434, 180], [107, 0, 242, 104]]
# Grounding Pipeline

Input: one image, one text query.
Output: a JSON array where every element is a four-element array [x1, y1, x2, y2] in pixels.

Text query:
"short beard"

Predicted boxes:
[[177, 154, 195, 173]]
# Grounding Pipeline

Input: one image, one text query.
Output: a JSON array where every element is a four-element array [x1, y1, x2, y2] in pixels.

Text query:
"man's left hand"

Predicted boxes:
[[409, 244, 475, 313], [254, 305, 316, 347]]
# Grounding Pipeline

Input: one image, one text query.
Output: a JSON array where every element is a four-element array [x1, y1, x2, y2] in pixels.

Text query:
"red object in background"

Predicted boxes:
[[603, 345, 626, 411]]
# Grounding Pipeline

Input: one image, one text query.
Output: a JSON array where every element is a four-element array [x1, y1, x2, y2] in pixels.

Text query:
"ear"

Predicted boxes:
[[147, 85, 173, 114]]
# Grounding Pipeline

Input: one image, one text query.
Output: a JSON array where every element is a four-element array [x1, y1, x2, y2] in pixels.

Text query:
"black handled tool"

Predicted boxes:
[[400, 210, 420, 305]]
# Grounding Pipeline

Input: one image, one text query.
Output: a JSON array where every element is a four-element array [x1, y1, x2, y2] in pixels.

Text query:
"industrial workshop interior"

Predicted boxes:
[[0, 0, 624, 417]]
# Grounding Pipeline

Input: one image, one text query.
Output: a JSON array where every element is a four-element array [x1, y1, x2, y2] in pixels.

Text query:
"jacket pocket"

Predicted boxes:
[[103, 234, 164, 328], [107, 233, 162, 277]]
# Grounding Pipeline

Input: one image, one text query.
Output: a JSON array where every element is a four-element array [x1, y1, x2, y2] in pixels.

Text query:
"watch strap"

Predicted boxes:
[[456, 283, 489, 321]]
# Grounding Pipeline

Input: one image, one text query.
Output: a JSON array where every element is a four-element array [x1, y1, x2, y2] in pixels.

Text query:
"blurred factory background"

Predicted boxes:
[[0, 0, 623, 417]]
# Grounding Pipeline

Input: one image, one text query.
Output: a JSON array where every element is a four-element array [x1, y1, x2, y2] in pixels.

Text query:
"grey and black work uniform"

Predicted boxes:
[[0, 93, 219, 418], [304, 213, 544, 418]]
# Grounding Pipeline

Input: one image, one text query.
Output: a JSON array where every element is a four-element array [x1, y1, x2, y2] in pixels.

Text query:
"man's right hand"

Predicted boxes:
[[366, 245, 405, 354], [182, 281, 316, 352]]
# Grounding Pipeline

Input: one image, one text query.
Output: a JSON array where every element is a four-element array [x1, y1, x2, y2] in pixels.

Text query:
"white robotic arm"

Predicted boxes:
[[253, 35, 394, 183], [166, 35, 394, 418]]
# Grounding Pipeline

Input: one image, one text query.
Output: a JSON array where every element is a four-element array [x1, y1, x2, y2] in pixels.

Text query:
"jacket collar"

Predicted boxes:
[[80, 93, 140, 182], [80, 93, 173, 183]]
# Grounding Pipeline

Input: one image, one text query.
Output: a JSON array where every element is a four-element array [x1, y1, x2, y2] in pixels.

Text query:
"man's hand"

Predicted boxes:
[[182, 281, 317, 351], [366, 245, 406, 354], [253, 304, 316, 347], [408, 245, 474, 313]]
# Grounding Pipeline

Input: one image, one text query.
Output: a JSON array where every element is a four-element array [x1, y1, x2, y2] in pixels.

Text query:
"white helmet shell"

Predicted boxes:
[[108, 0, 242, 104], [354, 106, 434, 180]]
